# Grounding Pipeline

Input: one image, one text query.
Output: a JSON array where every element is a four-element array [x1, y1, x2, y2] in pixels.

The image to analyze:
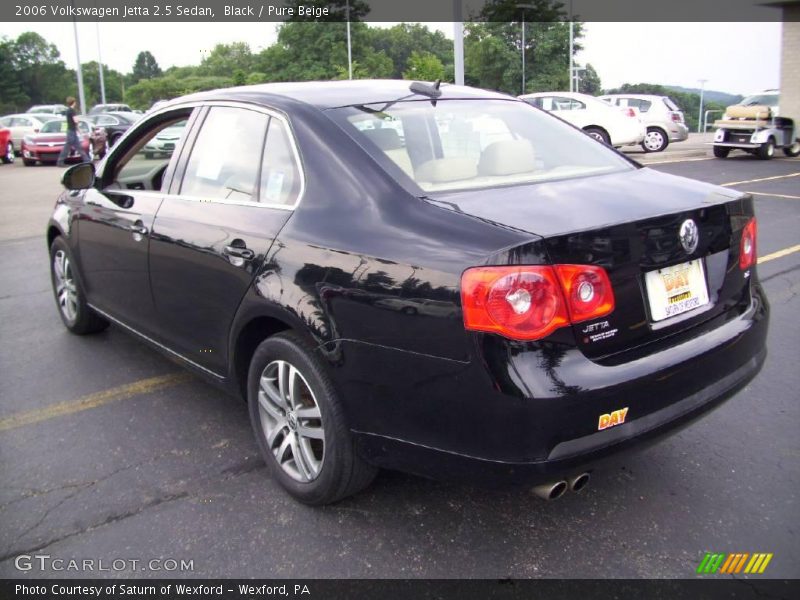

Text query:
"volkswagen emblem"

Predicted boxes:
[[679, 219, 699, 254]]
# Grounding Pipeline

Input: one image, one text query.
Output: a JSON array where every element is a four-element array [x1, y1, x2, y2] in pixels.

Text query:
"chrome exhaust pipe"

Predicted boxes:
[[532, 480, 568, 501], [568, 472, 591, 492]]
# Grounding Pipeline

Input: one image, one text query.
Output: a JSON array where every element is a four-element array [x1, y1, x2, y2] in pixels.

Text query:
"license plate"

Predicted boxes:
[[645, 259, 710, 322]]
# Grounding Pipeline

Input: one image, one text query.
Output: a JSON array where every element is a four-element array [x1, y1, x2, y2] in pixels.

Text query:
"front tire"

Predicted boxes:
[[713, 145, 730, 158], [49, 237, 109, 334], [248, 332, 377, 505], [641, 127, 669, 152], [783, 140, 800, 157], [584, 126, 610, 145], [1, 141, 14, 164], [757, 137, 775, 160]]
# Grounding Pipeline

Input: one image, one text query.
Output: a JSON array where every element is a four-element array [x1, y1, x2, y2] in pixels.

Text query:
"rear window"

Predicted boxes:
[[663, 97, 680, 111], [330, 99, 632, 193]]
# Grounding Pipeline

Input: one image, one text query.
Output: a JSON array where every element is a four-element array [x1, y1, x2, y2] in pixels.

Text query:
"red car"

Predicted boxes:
[[21, 118, 107, 166], [0, 127, 13, 164]]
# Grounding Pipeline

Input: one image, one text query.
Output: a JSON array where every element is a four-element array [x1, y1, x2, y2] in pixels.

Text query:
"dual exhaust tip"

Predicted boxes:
[[532, 472, 591, 501]]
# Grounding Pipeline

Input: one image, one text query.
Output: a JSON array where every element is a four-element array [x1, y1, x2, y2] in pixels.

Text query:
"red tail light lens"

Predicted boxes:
[[461, 265, 615, 341], [739, 217, 757, 270], [671, 112, 682, 122], [554, 265, 616, 323]]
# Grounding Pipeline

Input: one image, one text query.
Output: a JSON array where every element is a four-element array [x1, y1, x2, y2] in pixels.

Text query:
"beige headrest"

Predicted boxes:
[[362, 127, 403, 151], [415, 158, 477, 183], [477, 139, 536, 176]]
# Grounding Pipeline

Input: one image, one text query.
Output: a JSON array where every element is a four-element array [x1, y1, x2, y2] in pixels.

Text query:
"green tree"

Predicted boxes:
[[403, 51, 446, 81], [198, 42, 254, 77], [577, 63, 601, 95], [81, 61, 126, 107], [131, 51, 162, 83], [369, 23, 453, 79], [10, 32, 72, 107]]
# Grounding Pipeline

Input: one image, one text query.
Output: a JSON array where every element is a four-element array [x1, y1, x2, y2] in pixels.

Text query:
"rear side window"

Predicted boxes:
[[627, 98, 652, 113], [181, 106, 269, 203], [259, 119, 302, 206]]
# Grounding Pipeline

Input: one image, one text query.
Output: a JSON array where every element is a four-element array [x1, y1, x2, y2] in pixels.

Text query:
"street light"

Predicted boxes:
[[698, 78, 708, 133], [516, 3, 536, 95], [568, 0, 574, 92], [330, 1, 353, 79], [95, 22, 106, 104]]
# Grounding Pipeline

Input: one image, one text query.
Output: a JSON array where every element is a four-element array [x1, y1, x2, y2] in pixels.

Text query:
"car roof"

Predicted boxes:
[[3, 113, 50, 120], [520, 91, 592, 99], [601, 94, 667, 100], [162, 80, 514, 112]]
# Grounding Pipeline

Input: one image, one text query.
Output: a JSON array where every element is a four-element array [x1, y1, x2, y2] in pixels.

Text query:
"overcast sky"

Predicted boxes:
[[0, 21, 782, 95]]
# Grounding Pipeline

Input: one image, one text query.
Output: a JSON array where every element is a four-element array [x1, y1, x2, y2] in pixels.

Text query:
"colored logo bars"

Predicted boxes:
[[696, 552, 773, 574]]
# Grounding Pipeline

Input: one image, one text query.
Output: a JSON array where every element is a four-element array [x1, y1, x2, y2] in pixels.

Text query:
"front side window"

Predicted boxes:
[[331, 99, 633, 193], [181, 106, 269, 203]]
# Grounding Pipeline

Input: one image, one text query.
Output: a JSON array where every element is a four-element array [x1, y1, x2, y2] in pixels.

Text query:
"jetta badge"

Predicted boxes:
[[679, 219, 699, 254]]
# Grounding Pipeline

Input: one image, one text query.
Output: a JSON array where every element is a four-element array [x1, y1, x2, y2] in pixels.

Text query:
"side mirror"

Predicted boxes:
[[61, 162, 95, 190]]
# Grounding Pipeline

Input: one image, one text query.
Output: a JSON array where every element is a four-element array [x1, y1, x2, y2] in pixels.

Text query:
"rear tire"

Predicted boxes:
[[248, 332, 377, 505], [49, 237, 109, 335], [641, 127, 669, 152], [1, 142, 13, 164], [757, 137, 775, 160], [584, 127, 610, 145], [783, 140, 800, 157], [713, 146, 730, 158]]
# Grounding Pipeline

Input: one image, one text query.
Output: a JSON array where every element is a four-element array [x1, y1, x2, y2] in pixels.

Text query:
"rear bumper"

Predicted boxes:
[[669, 123, 689, 142], [345, 285, 769, 486]]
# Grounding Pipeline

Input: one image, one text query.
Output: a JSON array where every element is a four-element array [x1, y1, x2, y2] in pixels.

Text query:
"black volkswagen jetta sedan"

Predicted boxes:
[[49, 81, 768, 504]]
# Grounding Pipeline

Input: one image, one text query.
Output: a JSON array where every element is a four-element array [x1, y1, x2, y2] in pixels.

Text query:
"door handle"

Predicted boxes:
[[223, 245, 255, 260], [130, 223, 149, 235]]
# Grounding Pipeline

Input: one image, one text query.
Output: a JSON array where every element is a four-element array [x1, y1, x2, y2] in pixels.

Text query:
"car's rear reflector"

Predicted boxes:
[[461, 265, 615, 341], [740, 217, 757, 270]]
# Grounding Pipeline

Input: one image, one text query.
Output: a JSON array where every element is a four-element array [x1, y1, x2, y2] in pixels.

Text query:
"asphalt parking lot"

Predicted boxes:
[[0, 148, 798, 579]]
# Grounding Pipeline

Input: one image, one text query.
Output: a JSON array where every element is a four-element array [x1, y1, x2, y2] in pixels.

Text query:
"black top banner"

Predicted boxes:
[[3, 0, 797, 23]]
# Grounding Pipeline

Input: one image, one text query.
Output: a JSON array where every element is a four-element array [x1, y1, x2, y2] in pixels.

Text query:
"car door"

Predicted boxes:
[[76, 107, 200, 337], [148, 104, 302, 375]]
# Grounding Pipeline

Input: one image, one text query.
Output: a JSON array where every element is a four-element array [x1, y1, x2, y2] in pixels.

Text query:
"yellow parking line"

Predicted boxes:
[[721, 172, 800, 187], [759, 244, 800, 265], [745, 191, 800, 200], [0, 373, 191, 432]]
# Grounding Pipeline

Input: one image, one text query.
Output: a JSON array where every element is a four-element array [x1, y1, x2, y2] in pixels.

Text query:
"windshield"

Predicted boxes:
[[741, 93, 779, 107], [330, 99, 632, 193], [41, 120, 66, 133]]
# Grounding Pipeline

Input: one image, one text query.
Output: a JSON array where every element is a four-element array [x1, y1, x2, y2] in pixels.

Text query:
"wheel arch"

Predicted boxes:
[[231, 313, 294, 400], [583, 124, 610, 142]]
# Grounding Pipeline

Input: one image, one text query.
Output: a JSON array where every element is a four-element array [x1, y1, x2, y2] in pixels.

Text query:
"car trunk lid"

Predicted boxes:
[[427, 168, 755, 361]]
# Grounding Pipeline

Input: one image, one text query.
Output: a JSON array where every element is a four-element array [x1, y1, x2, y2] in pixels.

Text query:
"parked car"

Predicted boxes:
[[600, 94, 689, 152], [0, 127, 14, 164], [0, 113, 51, 154], [27, 104, 68, 115], [711, 90, 799, 160], [49, 81, 768, 505], [520, 91, 646, 148], [89, 103, 133, 115], [142, 122, 186, 158], [85, 112, 138, 146], [21, 117, 107, 165]]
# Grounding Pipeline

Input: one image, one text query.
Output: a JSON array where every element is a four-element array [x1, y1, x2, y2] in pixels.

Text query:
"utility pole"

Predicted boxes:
[[517, 4, 536, 95], [569, 0, 574, 92], [346, 0, 352, 80]]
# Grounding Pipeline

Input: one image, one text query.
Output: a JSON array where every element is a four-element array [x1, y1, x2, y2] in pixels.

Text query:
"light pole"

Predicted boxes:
[[517, 3, 536, 95], [453, 0, 464, 85], [95, 22, 106, 104], [698, 78, 708, 133], [71, 0, 86, 114], [568, 0, 573, 92], [346, 0, 352, 79]]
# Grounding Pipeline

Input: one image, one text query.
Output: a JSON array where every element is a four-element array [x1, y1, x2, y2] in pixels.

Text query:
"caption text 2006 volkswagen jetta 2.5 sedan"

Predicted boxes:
[[48, 80, 768, 504]]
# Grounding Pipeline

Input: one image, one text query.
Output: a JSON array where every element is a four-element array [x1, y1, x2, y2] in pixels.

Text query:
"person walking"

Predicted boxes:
[[56, 96, 90, 167]]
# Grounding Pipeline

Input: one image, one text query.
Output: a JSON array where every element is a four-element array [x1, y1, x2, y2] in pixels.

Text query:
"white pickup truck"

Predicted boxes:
[[712, 90, 800, 160]]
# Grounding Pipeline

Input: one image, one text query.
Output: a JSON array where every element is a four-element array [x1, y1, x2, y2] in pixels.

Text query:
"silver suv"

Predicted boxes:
[[600, 94, 689, 152]]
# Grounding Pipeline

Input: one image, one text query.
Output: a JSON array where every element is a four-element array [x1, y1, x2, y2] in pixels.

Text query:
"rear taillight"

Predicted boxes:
[[461, 265, 615, 341], [671, 112, 683, 122], [739, 217, 757, 270], [554, 265, 615, 323]]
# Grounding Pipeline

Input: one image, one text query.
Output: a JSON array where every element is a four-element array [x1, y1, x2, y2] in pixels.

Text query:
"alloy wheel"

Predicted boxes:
[[53, 250, 78, 323], [257, 360, 325, 482]]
